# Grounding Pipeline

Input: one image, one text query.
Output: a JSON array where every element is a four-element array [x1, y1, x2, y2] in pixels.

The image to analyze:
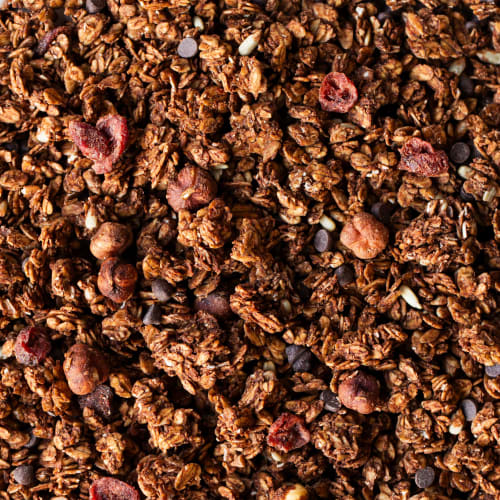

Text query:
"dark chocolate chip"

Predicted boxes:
[[78, 384, 114, 420], [371, 201, 393, 225], [86, 0, 106, 13], [314, 229, 334, 253], [334, 264, 354, 287], [485, 364, 500, 378], [450, 142, 471, 164], [143, 304, 162, 325], [3, 142, 19, 152], [151, 279, 174, 302], [458, 75, 474, 97], [177, 37, 198, 58], [12, 465, 35, 486], [24, 432, 39, 449], [415, 466, 435, 489], [292, 350, 313, 372], [461, 399, 477, 422], [285, 345, 306, 365], [460, 185, 475, 202], [377, 10, 392, 22], [320, 390, 341, 412]]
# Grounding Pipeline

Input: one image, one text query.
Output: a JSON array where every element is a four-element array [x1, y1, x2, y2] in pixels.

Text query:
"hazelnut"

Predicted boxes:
[[194, 291, 231, 319], [90, 222, 133, 260], [340, 212, 389, 260], [166, 166, 217, 212], [338, 370, 380, 414], [273, 484, 309, 500], [63, 343, 109, 395], [97, 257, 138, 303]]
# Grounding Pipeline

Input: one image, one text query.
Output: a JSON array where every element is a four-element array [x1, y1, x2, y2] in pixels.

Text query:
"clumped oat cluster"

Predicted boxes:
[[0, 0, 499, 499]]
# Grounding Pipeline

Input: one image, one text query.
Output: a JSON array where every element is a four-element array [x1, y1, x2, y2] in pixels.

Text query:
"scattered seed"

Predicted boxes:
[[12, 465, 35, 486], [461, 399, 477, 421], [450, 142, 471, 164], [319, 214, 336, 232], [178, 37, 198, 58], [399, 285, 422, 310], [238, 32, 260, 56], [415, 466, 435, 489], [280, 299, 292, 314], [193, 16, 204, 30], [482, 187, 496, 203], [457, 166, 473, 179], [143, 304, 162, 325], [477, 49, 500, 65], [314, 229, 334, 253]]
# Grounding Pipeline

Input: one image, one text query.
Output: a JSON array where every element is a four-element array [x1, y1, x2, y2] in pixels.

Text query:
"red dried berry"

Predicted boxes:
[[267, 413, 310, 452], [14, 327, 51, 366], [89, 478, 140, 500], [319, 72, 358, 113], [93, 115, 129, 174], [68, 122, 111, 163], [36, 26, 72, 56], [399, 137, 449, 177]]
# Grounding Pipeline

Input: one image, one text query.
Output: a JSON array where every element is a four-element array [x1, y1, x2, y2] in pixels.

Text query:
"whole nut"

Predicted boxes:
[[90, 222, 133, 260], [273, 484, 309, 500], [340, 212, 389, 260], [338, 370, 380, 414], [166, 166, 217, 212], [97, 257, 138, 303], [63, 343, 109, 395]]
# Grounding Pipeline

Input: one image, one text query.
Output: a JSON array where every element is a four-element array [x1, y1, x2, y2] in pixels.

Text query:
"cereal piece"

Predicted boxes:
[[338, 371, 379, 414], [63, 343, 109, 395], [97, 258, 138, 303], [267, 413, 310, 452], [14, 327, 51, 366], [90, 223, 133, 260], [399, 137, 449, 177], [89, 478, 140, 500], [319, 72, 358, 113], [340, 213, 389, 260]]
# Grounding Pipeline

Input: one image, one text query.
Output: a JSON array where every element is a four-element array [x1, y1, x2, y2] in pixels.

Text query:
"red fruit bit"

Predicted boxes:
[[14, 327, 51, 366], [36, 26, 72, 56], [69, 122, 111, 162], [94, 115, 129, 174], [399, 137, 449, 177], [319, 72, 358, 113], [267, 412, 310, 453], [90, 478, 140, 500]]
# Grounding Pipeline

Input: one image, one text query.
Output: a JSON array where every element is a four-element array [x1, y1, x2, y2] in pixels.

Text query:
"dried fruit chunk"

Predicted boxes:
[[89, 478, 140, 500], [267, 413, 310, 452], [166, 166, 217, 212], [338, 370, 379, 414], [94, 115, 129, 174], [399, 137, 449, 177], [90, 223, 133, 260], [14, 327, 51, 366], [319, 72, 358, 113], [68, 122, 111, 163], [36, 26, 72, 56], [97, 258, 138, 303]]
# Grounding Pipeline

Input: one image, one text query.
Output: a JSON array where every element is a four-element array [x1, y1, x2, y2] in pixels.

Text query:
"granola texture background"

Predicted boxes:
[[0, 0, 500, 499]]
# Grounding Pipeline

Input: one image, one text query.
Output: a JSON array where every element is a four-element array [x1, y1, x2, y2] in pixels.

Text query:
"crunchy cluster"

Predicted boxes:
[[0, 0, 499, 499]]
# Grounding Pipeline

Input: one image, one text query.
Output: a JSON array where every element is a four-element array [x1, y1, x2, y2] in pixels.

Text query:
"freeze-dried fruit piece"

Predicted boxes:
[[36, 26, 72, 56], [14, 327, 51, 366], [267, 413, 310, 452], [98, 258, 138, 303], [399, 137, 449, 177], [78, 385, 114, 420], [338, 370, 380, 414], [68, 122, 111, 163], [93, 115, 129, 174], [319, 72, 358, 113], [166, 166, 217, 212], [89, 477, 140, 500]]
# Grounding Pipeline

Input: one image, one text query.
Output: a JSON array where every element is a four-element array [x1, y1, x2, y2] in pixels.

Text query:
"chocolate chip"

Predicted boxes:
[[177, 37, 198, 58], [320, 390, 341, 412], [461, 399, 477, 421], [24, 432, 39, 449], [86, 0, 105, 13], [450, 142, 471, 164], [415, 466, 435, 489], [459, 75, 474, 97], [459, 185, 475, 202], [314, 229, 333, 253], [143, 304, 162, 325], [78, 384, 114, 420], [371, 201, 393, 225], [377, 9, 392, 22], [485, 364, 500, 378], [334, 264, 354, 287], [12, 465, 35, 486], [3, 142, 19, 152], [285, 345, 313, 372], [151, 279, 174, 302]]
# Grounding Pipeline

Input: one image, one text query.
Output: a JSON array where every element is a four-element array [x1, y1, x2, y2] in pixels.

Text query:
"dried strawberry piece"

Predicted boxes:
[[14, 327, 51, 366], [267, 412, 310, 452], [69, 122, 112, 162], [90, 478, 140, 500], [399, 137, 449, 177], [36, 26, 72, 56], [93, 115, 129, 174], [319, 72, 358, 113]]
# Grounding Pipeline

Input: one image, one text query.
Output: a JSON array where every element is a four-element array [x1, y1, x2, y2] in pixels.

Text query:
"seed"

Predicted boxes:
[[151, 279, 174, 302], [399, 285, 422, 310], [448, 58, 465, 76], [177, 37, 198, 58], [334, 264, 355, 287], [461, 399, 477, 421], [319, 214, 336, 232], [143, 304, 162, 325], [482, 187, 496, 203], [193, 16, 204, 30], [238, 32, 260, 56], [414, 466, 435, 489], [319, 390, 341, 413], [485, 364, 500, 378], [12, 464, 35, 486], [450, 142, 471, 164], [477, 49, 500, 65], [370, 201, 393, 225], [457, 166, 473, 179], [314, 229, 334, 253]]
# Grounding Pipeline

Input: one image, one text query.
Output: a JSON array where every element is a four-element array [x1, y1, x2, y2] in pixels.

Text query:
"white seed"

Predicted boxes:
[[85, 210, 98, 230], [284, 484, 309, 500], [319, 214, 336, 232], [270, 450, 283, 463], [280, 299, 292, 314], [36, 129, 50, 143], [193, 16, 204, 31], [212, 163, 229, 170], [458, 166, 473, 179], [482, 187, 497, 203], [477, 49, 500, 65], [399, 285, 422, 310], [244, 171, 252, 183], [461, 222, 468, 240], [448, 58, 466, 76], [263, 361, 275, 372], [449, 422, 463, 435], [238, 32, 260, 56]]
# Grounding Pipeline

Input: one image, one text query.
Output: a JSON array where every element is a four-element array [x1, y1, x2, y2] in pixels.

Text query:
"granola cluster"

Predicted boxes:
[[0, 0, 499, 499]]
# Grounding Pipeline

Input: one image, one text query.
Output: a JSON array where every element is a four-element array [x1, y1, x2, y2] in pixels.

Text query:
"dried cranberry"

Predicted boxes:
[[267, 413, 310, 452], [14, 327, 51, 366], [68, 122, 111, 162], [399, 137, 449, 177], [89, 477, 140, 500], [36, 26, 72, 56], [319, 72, 358, 113], [93, 115, 129, 174]]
